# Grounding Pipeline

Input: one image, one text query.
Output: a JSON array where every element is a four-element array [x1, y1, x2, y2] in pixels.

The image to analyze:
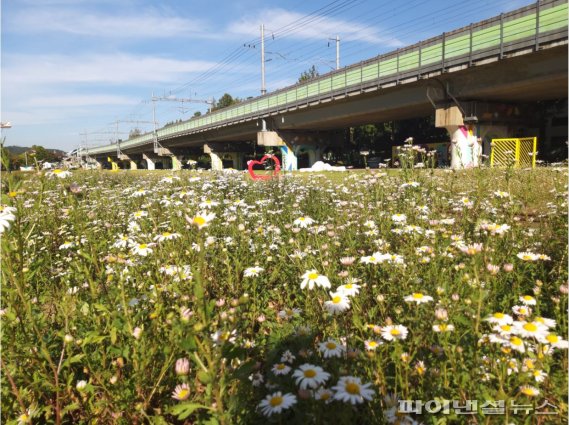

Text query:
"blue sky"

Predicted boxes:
[[1, 0, 530, 152]]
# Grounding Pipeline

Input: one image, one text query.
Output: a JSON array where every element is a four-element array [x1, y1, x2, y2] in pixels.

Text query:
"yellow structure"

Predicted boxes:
[[490, 137, 537, 168]]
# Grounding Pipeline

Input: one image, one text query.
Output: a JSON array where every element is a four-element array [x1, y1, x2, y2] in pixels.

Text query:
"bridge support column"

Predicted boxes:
[[129, 160, 138, 170], [204, 143, 253, 171], [279, 145, 298, 171], [171, 156, 183, 171], [143, 153, 156, 170], [258, 130, 340, 170], [208, 152, 223, 171]]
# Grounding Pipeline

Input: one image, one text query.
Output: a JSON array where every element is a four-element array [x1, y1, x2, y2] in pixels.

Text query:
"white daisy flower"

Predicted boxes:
[[318, 339, 345, 358], [300, 270, 331, 290], [332, 376, 375, 404], [292, 364, 331, 389], [258, 392, 296, 417]]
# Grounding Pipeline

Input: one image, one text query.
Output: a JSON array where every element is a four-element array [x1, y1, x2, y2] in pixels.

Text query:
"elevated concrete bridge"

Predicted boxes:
[[84, 0, 568, 170]]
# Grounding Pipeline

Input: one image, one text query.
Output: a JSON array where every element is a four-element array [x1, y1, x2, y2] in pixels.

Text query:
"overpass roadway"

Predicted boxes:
[[84, 0, 568, 170]]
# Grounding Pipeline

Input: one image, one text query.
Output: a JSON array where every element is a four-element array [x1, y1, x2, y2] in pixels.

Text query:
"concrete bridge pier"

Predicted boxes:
[[204, 142, 252, 171], [143, 153, 156, 170], [258, 130, 340, 170]]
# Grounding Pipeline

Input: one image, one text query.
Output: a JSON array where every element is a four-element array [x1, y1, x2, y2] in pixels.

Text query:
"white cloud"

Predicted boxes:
[[227, 8, 404, 47], [3, 54, 219, 86], [8, 7, 209, 39], [26, 94, 136, 107]]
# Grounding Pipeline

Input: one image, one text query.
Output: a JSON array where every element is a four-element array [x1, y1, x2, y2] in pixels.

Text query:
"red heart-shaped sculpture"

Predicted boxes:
[[247, 154, 281, 180]]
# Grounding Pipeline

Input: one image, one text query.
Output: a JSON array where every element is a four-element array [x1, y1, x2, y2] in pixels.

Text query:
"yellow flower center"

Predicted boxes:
[[178, 388, 189, 399], [345, 382, 360, 395], [270, 396, 283, 407], [522, 255, 533, 261], [521, 387, 538, 396], [368, 341, 377, 348], [546, 334, 559, 343], [276, 363, 286, 370], [8, 191, 17, 198], [412, 293, 423, 299], [345, 284, 353, 289], [308, 272, 319, 280], [523, 323, 538, 332], [523, 296, 534, 301], [510, 337, 523, 346], [332, 296, 342, 304], [139, 244, 147, 249], [493, 313, 505, 319], [390, 328, 401, 335], [299, 217, 305, 221], [369, 256, 376, 262], [326, 342, 337, 350], [501, 325, 511, 331], [304, 369, 317, 378], [438, 324, 448, 331], [163, 232, 171, 237], [320, 392, 331, 400], [54, 169, 62, 174], [194, 216, 206, 226]]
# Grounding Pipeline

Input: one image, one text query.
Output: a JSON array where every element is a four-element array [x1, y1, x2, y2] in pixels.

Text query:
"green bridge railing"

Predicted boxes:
[[87, 0, 567, 155]]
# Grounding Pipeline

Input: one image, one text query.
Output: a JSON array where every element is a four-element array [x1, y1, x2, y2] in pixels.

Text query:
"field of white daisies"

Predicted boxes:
[[1, 160, 567, 424]]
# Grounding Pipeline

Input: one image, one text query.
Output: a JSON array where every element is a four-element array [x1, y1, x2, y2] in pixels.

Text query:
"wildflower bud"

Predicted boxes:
[[220, 311, 228, 321], [486, 264, 500, 275], [340, 257, 355, 266], [180, 307, 193, 322], [533, 286, 541, 295], [376, 294, 385, 302], [327, 231, 335, 237], [64, 334, 74, 344], [436, 286, 445, 295], [535, 279, 543, 287], [256, 314, 266, 323], [464, 299, 472, 305], [560, 284, 569, 294], [298, 389, 312, 400], [394, 307, 402, 315], [238, 224, 245, 231], [231, 299, 239, 307], [110, 375, 118, 384], [238, 294, 250, 304], [551, 296, 560, 304], [385, 317, 393, 325], [116, 357, 124, 368], [503, 263, 514, 272], [456, 346, 463, 354], [193, 323, 205, 332], [132, 327, 142, 340], [434, 308, 448, 321], [175, 358, 191, 376], [337, 271, 349, 278], [400, 352, 410, 363], [451, 293, 460, 301], [76, 380, 87, 392]]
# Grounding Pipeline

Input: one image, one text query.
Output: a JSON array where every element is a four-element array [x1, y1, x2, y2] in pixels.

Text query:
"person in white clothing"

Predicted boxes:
[[450, 125, 474, 169]]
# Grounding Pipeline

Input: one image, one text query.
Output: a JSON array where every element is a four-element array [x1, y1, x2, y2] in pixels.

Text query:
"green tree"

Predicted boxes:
[[193, 111, 202, 118], [212, 93, 241, 111], [129, 128, 142, 139], [298, 65, 319, 83]]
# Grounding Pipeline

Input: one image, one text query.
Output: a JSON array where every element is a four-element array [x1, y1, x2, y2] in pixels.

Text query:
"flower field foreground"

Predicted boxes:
[[1, 167, 567, 424]]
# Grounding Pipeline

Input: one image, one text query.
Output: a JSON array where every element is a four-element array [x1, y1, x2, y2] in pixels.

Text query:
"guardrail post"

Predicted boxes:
[[469, 23, 473, 66], [396, 49, 400, 83], [442, 32, 446, 72], [535, 0, 540, 51], [499, 13, 504, 59]]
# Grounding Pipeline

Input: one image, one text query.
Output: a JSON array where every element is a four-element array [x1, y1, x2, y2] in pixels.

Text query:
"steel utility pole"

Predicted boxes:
[[329, 35, 340, 69], [261, 24, 266, 95]]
